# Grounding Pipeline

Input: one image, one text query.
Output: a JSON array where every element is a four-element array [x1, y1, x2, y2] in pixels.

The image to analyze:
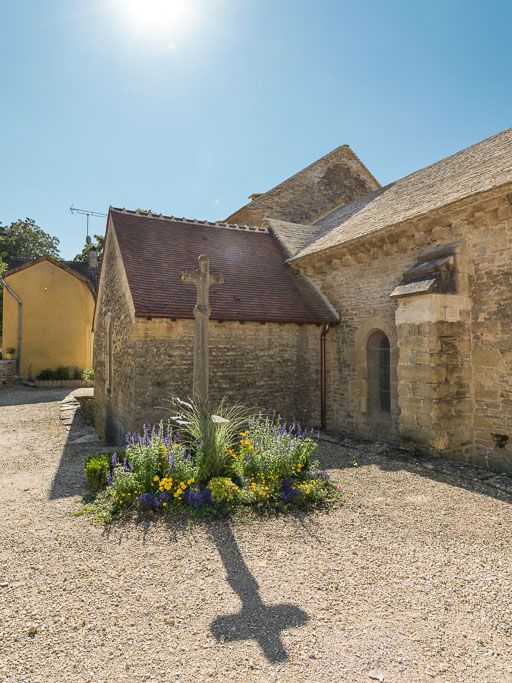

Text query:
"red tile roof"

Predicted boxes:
[[109, 208, 336, 325]]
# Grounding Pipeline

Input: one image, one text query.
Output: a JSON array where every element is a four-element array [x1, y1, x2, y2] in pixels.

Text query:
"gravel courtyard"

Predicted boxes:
[[0, 386, 511, 683]]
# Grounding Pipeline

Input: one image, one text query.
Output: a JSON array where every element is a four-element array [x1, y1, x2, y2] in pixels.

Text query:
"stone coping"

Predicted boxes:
[[34, 379, 94, 389]]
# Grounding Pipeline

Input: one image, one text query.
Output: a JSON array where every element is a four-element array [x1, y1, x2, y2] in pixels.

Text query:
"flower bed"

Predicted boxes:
[[81, 400, 339, 523]]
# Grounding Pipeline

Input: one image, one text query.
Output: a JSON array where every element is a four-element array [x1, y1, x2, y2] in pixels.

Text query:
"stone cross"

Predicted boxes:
[[181, 255, 224, 407]]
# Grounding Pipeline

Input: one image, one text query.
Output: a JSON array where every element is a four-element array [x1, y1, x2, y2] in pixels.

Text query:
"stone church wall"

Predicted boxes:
[[300, 185, 512, 474], [121, 318, 322, 444], [94, 222, 323, 444], [94, 224, 137, 444]]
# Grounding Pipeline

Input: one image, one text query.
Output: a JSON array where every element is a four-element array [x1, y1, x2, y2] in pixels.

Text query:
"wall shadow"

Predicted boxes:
[[318, 435, 512, 505], [207, 522, 308, 663], [49, 404, 99, 500]]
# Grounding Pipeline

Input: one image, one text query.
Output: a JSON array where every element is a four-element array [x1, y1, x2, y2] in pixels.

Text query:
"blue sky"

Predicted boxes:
[[1, 0, 511, 258]]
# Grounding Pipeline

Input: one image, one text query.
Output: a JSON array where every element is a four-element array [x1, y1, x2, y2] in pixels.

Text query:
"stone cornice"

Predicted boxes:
[[289, 181, 512, 274]]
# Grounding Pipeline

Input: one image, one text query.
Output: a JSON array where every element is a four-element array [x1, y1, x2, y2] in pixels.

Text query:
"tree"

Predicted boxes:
[[73, 234, 105, 262], [0, 218, 60, 264]]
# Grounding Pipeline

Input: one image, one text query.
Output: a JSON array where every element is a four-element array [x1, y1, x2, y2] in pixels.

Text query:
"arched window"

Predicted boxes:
[[106, 316, 113, 396], [367, 330, 391, 416]]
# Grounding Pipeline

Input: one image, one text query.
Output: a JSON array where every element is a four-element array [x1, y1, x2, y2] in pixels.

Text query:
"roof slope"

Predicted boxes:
[[109, 209, 336, 324], [294, 127, 512, 260], [5, 257, 99, 293], [225, 144, 380, 227]]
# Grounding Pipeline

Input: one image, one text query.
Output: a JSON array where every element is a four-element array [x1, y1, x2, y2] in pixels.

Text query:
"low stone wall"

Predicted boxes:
[[0, 360, 16, 386], [34, 379, 94, 389]]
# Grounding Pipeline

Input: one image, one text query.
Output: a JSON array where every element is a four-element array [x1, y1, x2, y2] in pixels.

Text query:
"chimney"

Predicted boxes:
[[87, 248, 98, 270]]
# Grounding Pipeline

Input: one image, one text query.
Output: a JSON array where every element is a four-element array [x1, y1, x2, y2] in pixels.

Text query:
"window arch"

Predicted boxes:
[[367, 330, 391, 416]]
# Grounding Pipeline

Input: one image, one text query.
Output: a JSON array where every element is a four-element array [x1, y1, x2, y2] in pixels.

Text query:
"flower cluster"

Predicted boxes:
[[83, 408, 337, 521]]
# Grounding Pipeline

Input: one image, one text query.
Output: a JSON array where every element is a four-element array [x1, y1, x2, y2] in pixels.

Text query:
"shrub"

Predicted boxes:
[[82, 367, 94, 381], [36, 366, 69, 380], [208, 477, 240, 504], [109, 466, 140, 508], [233, 417, 319, 483], [80, 402, 338, 521], [171, 398, 254, 482], [84, 453, 111, 490]]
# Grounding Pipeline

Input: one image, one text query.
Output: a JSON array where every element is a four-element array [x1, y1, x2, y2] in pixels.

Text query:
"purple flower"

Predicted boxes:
[[138, 492, 158, 507], [123, 456, 128, 469], [183, 487, 212, 510], [106, 471, 113, 485], [280, 478, 298, 502], [111, 452, 117, 467]]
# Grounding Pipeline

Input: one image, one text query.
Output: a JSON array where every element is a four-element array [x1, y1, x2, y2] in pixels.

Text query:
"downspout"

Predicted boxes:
[[1, 275, 22, 376], [320, 324, 330, 430]]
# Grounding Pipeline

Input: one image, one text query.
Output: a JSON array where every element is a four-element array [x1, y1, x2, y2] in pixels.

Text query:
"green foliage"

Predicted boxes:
[[0, 218, 60, 262], [82, 367, 94, 381], [208, 477, 239, 504], [36, 366, 69, 380], [84, 454, 111, 490], [108, 467, 140, 508], [5, 347, 16, 358], [171, 398, 254, 482], [79, 404, 338, 524], [234, 417, 319, 482], [73, 234, 105, 262]]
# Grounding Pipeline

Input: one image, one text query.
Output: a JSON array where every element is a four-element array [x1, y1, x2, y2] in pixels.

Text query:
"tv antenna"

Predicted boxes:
[[70, 205, 107, 244]]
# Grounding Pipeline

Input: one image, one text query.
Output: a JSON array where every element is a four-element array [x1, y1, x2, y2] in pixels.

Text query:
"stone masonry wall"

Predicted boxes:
[[93, 224, 136, 444], [298, 185, 512, 474], [0, 360, 16, 386], [226, 146, 379, 226], [125, 319, 322, 441]]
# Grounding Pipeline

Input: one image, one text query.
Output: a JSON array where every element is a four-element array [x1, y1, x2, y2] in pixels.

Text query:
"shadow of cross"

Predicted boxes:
[[209, 524, 309, 663]]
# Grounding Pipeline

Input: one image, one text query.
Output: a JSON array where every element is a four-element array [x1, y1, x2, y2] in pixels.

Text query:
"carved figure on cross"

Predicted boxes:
[[181, 254, 224, 408]]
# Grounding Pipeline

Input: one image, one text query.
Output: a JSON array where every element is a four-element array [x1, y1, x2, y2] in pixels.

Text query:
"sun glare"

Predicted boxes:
[[125, 0, 192, 31]]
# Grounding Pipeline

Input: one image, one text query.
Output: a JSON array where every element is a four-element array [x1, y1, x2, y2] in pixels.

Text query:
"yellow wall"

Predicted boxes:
[[2, 260, 95, 379]]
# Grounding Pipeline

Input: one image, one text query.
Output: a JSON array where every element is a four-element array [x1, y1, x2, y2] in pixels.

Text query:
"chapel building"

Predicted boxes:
[[94, 129, 512, 474]]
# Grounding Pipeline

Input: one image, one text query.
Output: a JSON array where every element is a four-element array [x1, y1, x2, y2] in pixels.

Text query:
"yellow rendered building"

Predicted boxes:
[[2, 256, 97, 379]]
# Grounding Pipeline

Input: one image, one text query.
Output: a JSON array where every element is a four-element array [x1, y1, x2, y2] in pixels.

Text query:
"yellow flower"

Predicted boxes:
[[239, 431, 248, 437], [153, 476, 160, 482]]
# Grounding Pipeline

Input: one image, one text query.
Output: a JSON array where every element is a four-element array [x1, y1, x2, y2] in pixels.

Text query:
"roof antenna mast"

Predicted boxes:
[[70, 206, 107, 244]]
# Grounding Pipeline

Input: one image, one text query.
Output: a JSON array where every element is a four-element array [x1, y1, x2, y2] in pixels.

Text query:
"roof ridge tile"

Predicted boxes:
[[109, 206, 269, 233]]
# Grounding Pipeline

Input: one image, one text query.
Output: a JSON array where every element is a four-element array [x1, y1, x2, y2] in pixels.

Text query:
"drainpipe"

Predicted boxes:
[[320, 324, 330, 430], [1, 275, 22, 376]]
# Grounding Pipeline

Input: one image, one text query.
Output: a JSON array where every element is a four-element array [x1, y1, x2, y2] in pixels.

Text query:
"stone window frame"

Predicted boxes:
[[105, 313, 113, 397], [354, 317, 399, 423], [366, 329, 391, 417]]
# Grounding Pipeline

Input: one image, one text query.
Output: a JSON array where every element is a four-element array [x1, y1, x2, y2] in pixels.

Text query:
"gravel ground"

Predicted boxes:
[[0, 386, 511, 683]]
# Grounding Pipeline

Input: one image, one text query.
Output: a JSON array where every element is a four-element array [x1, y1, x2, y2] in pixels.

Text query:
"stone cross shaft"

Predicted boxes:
[[181, 255, 224, 407]]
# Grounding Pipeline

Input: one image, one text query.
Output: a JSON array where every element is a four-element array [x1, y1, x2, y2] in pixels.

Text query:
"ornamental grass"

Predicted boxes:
[[80, 399, 339, 523]]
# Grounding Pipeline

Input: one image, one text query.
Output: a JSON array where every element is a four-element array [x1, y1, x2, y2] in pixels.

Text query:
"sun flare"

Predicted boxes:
[[125, 0, 191, 30]]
